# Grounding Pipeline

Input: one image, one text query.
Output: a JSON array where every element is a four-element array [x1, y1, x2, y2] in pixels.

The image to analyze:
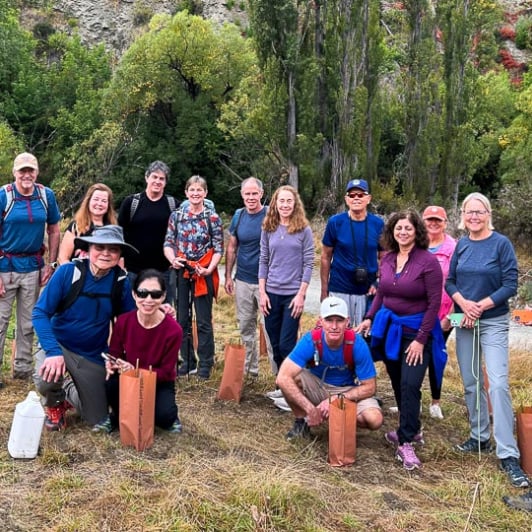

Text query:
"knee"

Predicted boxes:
[[357, 408, 384, 430]]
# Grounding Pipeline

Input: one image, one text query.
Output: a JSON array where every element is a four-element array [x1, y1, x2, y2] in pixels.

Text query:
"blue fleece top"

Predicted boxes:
[[32, 260, 135, 364], [445, 232, 517, 319], [289, 331, 376, 386]]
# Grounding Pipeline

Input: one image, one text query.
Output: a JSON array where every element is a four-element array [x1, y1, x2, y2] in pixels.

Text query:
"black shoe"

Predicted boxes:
[[503, 490, 532, 511], [500, 457, 531, 488], [455, 437, 493, 453], [285, 418, 310, 441]]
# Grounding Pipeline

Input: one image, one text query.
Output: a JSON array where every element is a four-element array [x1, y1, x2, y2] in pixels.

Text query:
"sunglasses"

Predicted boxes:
[[135, 288, 164, 299], [346, 191, 368, 199]]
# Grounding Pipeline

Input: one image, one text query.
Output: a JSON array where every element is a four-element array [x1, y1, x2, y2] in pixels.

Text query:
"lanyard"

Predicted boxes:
[[348, 215, 368, 268]]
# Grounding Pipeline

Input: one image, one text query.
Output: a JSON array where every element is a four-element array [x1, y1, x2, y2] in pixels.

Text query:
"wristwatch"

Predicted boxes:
[[49, 261, 58, 270]]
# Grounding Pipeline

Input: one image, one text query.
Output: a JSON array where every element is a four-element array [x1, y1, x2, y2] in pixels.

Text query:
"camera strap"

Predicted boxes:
[[348, 215, 368, 268]]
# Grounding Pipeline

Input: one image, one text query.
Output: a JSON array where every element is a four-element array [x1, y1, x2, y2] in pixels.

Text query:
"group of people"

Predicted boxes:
[[0, 152, 529, 510]]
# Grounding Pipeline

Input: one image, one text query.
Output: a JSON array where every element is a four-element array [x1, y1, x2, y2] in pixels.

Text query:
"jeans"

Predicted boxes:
[[0, 270, 40, 374], [330, 292, 367, 327], [264, 292, 301, 372], [177, 270, 215, 377], [384, 336, 431, 444], [234, 279, 273, 374], [455, 314, 519, 459]]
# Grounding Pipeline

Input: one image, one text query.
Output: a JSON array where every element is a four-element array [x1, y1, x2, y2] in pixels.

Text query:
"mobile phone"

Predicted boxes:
[[101, 352, 118, 364], [449, 313, 479, 327]]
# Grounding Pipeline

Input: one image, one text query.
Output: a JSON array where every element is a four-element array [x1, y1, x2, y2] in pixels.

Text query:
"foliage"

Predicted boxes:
[[0, 120, 23, 181], [515, 15, 532, 50]]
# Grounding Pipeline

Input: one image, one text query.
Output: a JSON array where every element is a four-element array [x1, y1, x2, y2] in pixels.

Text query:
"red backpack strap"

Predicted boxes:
[[342, 328, 356, 371]]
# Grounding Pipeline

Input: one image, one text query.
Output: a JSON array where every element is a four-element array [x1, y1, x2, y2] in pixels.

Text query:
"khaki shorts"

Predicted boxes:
[[297, 369, 381, 416]]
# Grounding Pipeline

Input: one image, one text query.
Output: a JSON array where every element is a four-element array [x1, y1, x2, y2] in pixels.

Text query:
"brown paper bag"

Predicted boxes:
[[259, 323, 268, 357], [328, 395, 357, 467], [119, 366, 157, 451], [192, 318, 198, 352], [517, 406, 532, 475], [217, 343, 246, 402]]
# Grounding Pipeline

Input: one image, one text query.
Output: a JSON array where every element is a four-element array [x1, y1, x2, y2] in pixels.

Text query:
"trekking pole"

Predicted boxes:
[[471, 319, 481, 461]]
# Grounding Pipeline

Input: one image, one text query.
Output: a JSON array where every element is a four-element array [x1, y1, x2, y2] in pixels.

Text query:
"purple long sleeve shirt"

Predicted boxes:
[[258, 225, 314, 295], [367, 246, 442, 345]]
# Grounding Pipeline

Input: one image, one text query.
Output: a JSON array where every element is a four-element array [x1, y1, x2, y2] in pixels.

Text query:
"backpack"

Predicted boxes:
[[129, 193, 177, 221], [56, 259, 127, 319], [309, 326, 357, 377], [174, 202, 215, 238], [232, 205, 268, 243], [1, 183, 49, 221]]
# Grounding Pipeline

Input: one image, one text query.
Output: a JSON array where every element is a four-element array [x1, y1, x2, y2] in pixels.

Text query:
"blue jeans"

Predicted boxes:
[[264, 292, 301, 372], [455, 314, 519, 459]]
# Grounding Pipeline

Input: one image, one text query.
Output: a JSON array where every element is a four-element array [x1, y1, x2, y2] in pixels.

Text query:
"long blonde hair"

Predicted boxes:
[[74, 183, 117, 234], [262, 185, 309, 233]]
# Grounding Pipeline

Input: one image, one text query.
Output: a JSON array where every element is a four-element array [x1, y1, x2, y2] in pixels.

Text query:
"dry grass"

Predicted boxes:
[[1, 295, 532, 530]]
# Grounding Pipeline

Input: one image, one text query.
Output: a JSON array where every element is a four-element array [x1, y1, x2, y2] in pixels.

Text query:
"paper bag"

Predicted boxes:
[[119, 367, 156, 451], [217, 343, 246, 402], [259, 323, 268, 357], [328, 395, 357, 467], [517, 406, 532, 475]]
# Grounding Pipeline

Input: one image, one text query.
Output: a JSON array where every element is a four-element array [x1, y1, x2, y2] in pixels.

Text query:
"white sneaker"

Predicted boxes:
[[273, 397, 291, 412], [429, 404, 444, 419], [266, 389, 284, 400], [389, 406, 399, 414]]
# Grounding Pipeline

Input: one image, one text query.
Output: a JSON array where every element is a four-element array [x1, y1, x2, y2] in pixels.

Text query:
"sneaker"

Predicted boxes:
[[266, 389, 284, 400], [178, 367, 197, 377], [500, 457, 531, 488], [429, 404, 444, 419], [455, 437, 493, 453], [285, 418, 310, 441], [167, 419, 183, 434], [273, 397, 291, 412], [92, 415, 114, 434], [44, 402, 69, 431], [396, 443, 422, 470], [503, 490, 532, 511], [385, 430, 425, 447], [388, 406, 399, 414]]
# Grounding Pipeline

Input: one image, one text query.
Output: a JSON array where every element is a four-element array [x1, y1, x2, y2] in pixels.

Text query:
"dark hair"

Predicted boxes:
[[381, 209, 429, 252], [145, 161, 170, 179], [133, 269, 166, 292]]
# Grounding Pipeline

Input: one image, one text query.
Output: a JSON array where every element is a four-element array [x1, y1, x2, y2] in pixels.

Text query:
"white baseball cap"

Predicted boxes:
[[320, 297, 348, 319]]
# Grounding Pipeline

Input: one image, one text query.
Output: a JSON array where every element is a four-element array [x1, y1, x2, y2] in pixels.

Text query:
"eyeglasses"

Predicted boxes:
[[135, 289, 164, 299], [346, 191, 368, 199], [463, 210, 488, 217]]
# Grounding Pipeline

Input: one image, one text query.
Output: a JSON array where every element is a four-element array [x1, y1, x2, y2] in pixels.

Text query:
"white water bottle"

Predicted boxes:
[[8, 391, 46, 459]]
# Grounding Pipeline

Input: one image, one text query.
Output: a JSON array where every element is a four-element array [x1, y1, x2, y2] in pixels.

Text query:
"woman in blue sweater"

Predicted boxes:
[[446, 192, 529, 489]]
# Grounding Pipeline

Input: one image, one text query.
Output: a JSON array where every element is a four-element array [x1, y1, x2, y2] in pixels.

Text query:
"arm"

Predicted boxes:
[[258, 230, 270, 316], [58, 228, 75, 265], [320, 245, 333, 301], [40, 222, 60, 286], [224, 235, 238, 296], [289, 226, 314, 317]]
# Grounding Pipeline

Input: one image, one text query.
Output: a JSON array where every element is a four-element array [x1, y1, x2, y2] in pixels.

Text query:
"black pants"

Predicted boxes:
[[428, 327, 451, 400], [384, 336, 431, 444], [106, 375, 178, 430]]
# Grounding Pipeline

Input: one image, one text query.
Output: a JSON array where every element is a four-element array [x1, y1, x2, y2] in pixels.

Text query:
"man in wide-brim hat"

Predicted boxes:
[[32, 225, 138, 432]]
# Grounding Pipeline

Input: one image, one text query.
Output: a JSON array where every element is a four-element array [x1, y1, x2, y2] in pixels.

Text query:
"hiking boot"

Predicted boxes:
[[500, 457, 530, 488], [266, 389, 284, 400], [396, 443, 422, 470], [285, 418, 310, 441], [385, 430, 424, 447], [92, 415, 114, 434], [429, 404, 444, 419], [503, 490, 532, 511], [167, 419, 183, 434], [44, 402, 69, 431], [455, 437, 493, 453]]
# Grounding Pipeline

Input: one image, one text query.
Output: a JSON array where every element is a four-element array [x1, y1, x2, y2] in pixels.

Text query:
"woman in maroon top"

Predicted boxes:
[[105, 269, 183, 433], [357, 210, 443, 471]]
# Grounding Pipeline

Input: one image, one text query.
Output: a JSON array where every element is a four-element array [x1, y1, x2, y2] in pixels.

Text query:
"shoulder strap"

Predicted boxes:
[[56, 260, 87, 314], [233, 208, 245, 243], [129, 193, 142, 221], [310, 326, 356, 373], [35, 183, 49, 212], [1, 184, 15, 221], [166, 195, 177, 212]]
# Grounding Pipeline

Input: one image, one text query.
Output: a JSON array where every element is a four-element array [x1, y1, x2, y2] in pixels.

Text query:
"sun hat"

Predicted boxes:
[[422, 206, 447, 221], [74, 225, 138, 253], [320, 296, 348, 319]]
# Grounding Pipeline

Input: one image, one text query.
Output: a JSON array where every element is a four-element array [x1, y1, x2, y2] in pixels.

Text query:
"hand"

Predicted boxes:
[[39, 355, 66, 383], [160, 303, 176, 319], [171, 257, 186, 270], [289, 293, 305, 318], [440, 317, 451, 332], [259, 293, 271, 316], [405, 340, 424, 366], [224, 278, 234, 296], [195, 264, 210, 277], [355, 319, 371, 336], [0, 276, 5, 297], [105, 359, 134, 379], [40, 265, 54, 286], [461, 299, 482, 320], [306, 405, 325, 427]]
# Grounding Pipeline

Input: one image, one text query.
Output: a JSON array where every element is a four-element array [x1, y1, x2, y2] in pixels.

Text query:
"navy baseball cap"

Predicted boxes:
[[346, 179, 369, 193]]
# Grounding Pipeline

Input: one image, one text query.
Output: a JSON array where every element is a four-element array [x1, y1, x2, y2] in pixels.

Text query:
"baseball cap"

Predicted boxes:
[[346, 179, 369, 193], [13, 153, 39, 171], [422, 206, 447, 221], [320, 297, 348, 319]]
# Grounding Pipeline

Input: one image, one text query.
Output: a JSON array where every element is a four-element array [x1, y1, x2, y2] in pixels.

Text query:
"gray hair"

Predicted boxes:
[[185, 175, 208, 191], [241, 176, 263, 191], [459, 192, 494, 231], [145, 160, 170, 179]]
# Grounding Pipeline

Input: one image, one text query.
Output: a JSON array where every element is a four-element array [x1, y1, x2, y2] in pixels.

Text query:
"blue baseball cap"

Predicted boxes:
[[346, 179, 369, 193]]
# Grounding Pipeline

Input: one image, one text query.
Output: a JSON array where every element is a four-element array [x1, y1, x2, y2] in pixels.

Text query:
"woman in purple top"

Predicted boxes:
[[258, 185, 314, 378], [358, 210, 443, 471], [104, 269, 183, 434]]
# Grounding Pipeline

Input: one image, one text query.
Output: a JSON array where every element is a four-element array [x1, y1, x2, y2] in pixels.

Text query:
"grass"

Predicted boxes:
[[1, 266, 532, 530]]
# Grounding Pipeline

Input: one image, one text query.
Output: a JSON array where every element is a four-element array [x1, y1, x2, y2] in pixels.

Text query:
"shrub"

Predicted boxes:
[[515, 16, 532, 50]]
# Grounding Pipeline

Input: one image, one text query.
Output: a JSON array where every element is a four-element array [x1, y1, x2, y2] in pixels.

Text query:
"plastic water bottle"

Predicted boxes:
[[8, 391, 46, 459]]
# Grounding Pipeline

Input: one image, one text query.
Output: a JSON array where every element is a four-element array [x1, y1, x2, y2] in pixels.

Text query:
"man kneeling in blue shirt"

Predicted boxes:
[[276, 296, 383, 440]]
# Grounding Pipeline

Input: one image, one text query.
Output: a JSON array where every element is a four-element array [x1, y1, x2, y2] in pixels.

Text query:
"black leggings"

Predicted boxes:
[[428, 328, 451, 400]]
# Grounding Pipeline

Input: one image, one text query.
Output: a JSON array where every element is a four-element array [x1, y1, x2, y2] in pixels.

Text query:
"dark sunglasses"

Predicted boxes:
[[346, 191, 368, 199], [135, 288, 164, 299]]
